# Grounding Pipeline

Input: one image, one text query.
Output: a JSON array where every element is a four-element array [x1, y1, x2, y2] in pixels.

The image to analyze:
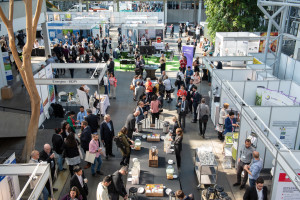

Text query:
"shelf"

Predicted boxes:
[[199, 166, 217, 175], [194, 166, 217, 185]]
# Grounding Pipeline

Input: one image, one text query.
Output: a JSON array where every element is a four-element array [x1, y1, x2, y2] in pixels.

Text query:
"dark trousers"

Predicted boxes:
[[182, 67, 186, 74], [152, 112, 159, 124], [177, 81, 184, 90], [69, 69, 74, 78], [237, 161, 250, 185], [188, 99, 193, 113], [175, 146, 181, 168], [127, 131, 134, 139], [185, 77, 191, 86], [178, 113, 186, 129], [160, 63, 166, 74], [110, 193, 120, 200], [146, 92, 153, 103], [178, 46, 181, 53], [193, 104, 198, 121], [105, 139, 113, 156], [199, 119, 207, 135], [69, 165, 74, 177]]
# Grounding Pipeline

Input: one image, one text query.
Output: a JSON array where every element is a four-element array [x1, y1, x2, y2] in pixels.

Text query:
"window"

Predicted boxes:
[[181, 1, 199, 10], [167, 1, 179, 9]]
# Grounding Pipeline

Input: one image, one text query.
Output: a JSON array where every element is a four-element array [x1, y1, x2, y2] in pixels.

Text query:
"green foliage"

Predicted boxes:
[[205, 0, 264, 41]]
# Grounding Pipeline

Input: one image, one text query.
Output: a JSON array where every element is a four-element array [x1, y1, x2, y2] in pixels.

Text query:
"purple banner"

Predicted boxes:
[[182, 45, 194, 68]]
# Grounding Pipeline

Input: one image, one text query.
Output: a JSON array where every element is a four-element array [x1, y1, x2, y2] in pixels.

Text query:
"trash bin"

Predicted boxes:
[[137, 122, 143, 132], [163, 121, 170, 133]]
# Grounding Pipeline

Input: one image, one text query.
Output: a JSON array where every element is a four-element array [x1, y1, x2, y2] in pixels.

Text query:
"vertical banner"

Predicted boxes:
[[2, 52, 13, 81], [182, 45, 194, 67], [0, 153, 20, 199]]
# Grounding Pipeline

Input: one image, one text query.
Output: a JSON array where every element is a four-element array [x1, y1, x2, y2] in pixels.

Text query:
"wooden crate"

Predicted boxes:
[[147, 134, 160, 142], [149, 149, 158, 167], [145, 184, 164, 197]]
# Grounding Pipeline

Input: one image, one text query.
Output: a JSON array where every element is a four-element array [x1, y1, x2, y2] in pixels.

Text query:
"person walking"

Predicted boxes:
[[109, 73, 117, 99], [102, 37, 108, 53], [177, 38, 182, 53], [176, 95, 188, 130], [191, 86, 201, 123], [125, 111, 139, 139], [79, 121, 92, 169], [63, 133, 81, 176], [70, 166, 89, 200], [85, 109, 99, 133], [243, 177, 268, 200], [118, 127, 133, 166], [174, 128, 183, 168], [89, 133, 104, 176], [52, 128, 65, 172], [244, 151, 263, 188], [233, 139, 255, 189], [196, 98, 210, 138], [150, 95, 161, 124], [100, 114, 115, 160], [108, 166, 129, 200], [97, 176, 112, 200]]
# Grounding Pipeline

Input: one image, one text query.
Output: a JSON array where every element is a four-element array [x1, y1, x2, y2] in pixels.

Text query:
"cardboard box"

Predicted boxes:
[[1, 86, 13, 100]]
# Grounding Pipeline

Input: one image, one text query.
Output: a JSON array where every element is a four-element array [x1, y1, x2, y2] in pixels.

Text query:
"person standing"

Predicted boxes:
[[193, 71, 201, 90], [174, 128, 183, 168], [179, 24, 183, 38], [218, 103, 229, 140], [136, 101, 147, 124], [108, 58, 115, 76], [108, 166, 129, 200], [145, 78, 153, 103], [193, 57, 200, 73], [70, 166, 89, 200], [163, 75, 172, 103], [176, 68, 185, 90], [186, 79, 195, 113], [244, 151, 263, 188], [109, 73, 117, 99], [125, 111, 139, 139], [171, 116, 180, 140], [164, 24, 167, 37], [196, 98, 210, 138], [134, 82, 145, 102], [52, 128, 65, 172], [191, 86, 201, 123], [97, 176, 112, 200], [109, 37, 113, 55], [102, 37, 108, 53], [100, 114, 115, 160], [223, 111, 239, 135], [89, 134, 104, 176], [243, 177, 268, 200], [159, 53, 166, 74], [176, 95, 188, 130], [79, 121, 92, 169], [118, 127, 133, 166], [192, 39, 197, 57], [180, 56, 187, 74], [67, 111, 77, 132], [63, 133, 81, 176], [185, 66, 194, 87], [170, 24, 174, 38], [150, 95, 161, 124], [85, 109, 99, 133], [177, 38, 182, 53], [77, 106, 87, 124], [39, 144, 56, 184], [233, 139, 255, 189]]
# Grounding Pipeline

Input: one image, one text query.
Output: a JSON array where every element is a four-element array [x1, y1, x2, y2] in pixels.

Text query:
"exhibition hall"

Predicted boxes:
[[0, 0, 300, 200]]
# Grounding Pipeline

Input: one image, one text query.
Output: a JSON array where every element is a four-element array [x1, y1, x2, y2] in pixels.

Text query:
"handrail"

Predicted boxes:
[[0, 106, 31, 114]]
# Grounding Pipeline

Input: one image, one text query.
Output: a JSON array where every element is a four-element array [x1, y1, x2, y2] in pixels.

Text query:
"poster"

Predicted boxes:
[[276, 170, 300, 199], [182, 46, 194, 67], [2, 52, 13, 81], [259, 32, 278, 53], [126, 29, 137, 43], [271, 121, 298, 149], [255, 86, 295, 106], [0, 153, 20, 200]]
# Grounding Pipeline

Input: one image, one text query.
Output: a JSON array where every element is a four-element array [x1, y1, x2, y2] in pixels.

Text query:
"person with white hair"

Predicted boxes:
[[100, 114, 115, 160]]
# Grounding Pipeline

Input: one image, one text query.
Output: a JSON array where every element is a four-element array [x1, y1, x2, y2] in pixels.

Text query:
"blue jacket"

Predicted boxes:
[[223, 117, 236, 135], [249, 158, 263, 180]]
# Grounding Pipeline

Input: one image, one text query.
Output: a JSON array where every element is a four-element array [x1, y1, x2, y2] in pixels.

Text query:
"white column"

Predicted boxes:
[[41, 21, 51, 58], [0, 48, 8, 100], [198, 1, 202, 23], [164, 0, 167, 24], [79, 0, 82, 12]]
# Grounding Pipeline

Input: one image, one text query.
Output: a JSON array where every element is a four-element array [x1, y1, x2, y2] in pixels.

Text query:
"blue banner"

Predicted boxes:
[[182, 45, 194, 68]]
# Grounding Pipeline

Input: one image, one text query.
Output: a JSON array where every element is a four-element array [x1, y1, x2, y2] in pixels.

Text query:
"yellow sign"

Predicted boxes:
[[253, 58, 262, 64]]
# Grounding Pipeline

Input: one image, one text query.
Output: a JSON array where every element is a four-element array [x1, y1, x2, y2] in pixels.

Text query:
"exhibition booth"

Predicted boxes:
[[34, 63, 108, 127]]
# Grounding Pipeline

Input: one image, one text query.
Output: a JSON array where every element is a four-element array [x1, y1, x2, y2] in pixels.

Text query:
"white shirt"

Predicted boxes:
[[256, 188, 263, 200], [163, 79, 171, 91], [76, 174, 84, 188], [177, 71, 184, 81], [103, 76, 108, 86], [96, 182, 110, 200]]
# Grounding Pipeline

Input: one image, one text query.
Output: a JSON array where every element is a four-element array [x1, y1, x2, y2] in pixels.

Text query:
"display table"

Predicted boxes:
[[120, 59, 135, 71], [144, 65, 159, 80], [120, 51, 134, 59], [126, 129, 181, 199], [32, 48, 45, 56], [152, 54, 161, 63], [95, 94, 110, 115]]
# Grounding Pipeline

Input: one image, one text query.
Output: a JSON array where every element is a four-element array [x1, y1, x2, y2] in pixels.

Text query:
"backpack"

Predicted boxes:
[[114, 135, 126, 151], [158, 84, 165, 95]]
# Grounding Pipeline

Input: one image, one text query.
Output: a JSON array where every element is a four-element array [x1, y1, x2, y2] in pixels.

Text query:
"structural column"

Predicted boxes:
[[79, 0, 82, 12], [164, 0, 167, 24], [0, 48, 8, 100], [41, 22, 51, 58], [198, 0, 203, 23]]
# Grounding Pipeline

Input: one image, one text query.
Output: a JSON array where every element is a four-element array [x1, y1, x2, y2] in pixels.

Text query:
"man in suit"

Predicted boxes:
[[70, 166, 89, 200], [191, 86, 201, 123], [80, 121, 92, 169], [108, 166, 128, 200], [125, 110, 140, 139], [102, 37, 108, 53], [243, 177, 268, 200], [100, 114, 115, 159], [39, 144, 58, 192], [134, 81, 145, 101], [108, 57, 115, 76], [85, 109, 99, 133], [176, 95, 188, 130], [186, 79, 195, 113], [136, 101, 147, 124]]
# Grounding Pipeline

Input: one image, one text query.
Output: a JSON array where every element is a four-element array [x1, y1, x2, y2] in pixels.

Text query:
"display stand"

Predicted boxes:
[[194, 147, 218, 188]]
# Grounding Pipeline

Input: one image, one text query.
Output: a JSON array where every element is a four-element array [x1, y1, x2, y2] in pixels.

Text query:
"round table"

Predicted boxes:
[[144, 65, 159, 80]]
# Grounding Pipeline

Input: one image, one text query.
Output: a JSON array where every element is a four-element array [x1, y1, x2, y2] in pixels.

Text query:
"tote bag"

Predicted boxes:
[[85, 151, 96, 164]]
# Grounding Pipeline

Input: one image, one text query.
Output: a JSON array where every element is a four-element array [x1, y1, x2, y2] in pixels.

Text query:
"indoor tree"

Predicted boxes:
[[205, 0, 264, 41], [0, 0, 43, 161]]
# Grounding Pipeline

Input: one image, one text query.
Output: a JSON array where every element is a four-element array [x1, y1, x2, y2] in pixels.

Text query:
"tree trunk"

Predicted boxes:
[[0, 0, 43, 162]]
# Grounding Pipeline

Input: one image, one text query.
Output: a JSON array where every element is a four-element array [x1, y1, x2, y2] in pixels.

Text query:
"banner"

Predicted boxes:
[[2, 52, 13, 81], [276, 169, 300, 199], [255, 86, 295, 106], [182, 45, 194, 68], [0, 153, 20, 199]]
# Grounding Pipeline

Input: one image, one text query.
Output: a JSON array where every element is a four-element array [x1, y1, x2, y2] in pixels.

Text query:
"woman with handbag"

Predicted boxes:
[[196, 98, 210, 138], [63, 133, 81, 176], [89, 134, 103, 177], [150, 95, 161, 124]]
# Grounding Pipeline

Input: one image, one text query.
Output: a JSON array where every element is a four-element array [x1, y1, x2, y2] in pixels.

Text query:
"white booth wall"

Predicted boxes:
[[278, 53, 300, 85], [246, 64, 273, 75]]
